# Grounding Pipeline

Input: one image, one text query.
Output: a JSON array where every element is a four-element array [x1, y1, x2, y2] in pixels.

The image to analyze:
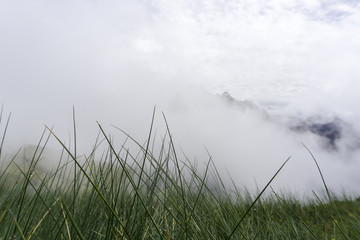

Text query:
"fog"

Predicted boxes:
[[1, 0, 360, 196]]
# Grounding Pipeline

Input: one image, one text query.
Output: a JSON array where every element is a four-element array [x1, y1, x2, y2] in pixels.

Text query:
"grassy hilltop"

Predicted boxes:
[[0, 110, 360, 240]]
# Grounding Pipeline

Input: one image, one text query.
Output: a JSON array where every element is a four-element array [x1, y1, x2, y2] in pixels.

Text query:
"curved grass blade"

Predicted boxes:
[[46, 126, 133, 240], [303, 144, 349, 240], [97, 122, 164, 240]]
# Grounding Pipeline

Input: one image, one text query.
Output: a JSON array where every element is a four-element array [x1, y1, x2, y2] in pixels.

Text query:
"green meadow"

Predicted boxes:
[[0, 109, 359, 240]]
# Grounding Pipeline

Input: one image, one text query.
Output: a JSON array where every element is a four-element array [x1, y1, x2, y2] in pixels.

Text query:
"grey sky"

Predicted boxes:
[[1, 0, 360, 195]]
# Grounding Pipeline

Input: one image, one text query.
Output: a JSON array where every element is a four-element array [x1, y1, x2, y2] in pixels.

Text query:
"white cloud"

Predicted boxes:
[[1, 0, 360, 195]]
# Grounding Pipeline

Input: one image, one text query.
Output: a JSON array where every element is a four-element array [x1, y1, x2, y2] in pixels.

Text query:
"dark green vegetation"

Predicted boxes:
[[0, 108, 359, 239]]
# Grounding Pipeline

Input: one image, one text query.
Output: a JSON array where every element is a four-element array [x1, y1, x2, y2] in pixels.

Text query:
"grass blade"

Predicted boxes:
[[227, 156, 291, 239], [60, 198, 85, 240], [9, 209, 26, 240], [46, 126, 133, 240]]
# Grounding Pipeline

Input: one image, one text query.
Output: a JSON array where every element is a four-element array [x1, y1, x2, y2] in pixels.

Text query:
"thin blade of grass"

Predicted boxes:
[[302, 144, 331, 201], [162, 112, 188, 239], [97, 122, 164, 240], [15, 128, 51, 227], [312, 191, 349, 240], [0, 208, 7, 225], [27, 197, 60, 240], [126, 106, 156, 238], [0, 106, 11, 159], [270, 187, 319, 240], [9, 209, 26, 240], [46, 126, 133, 240], [303, 143, 349, 240], [60, 198, 85, 240], [227, 156, 291, 240], [72, 106, 78, 217]]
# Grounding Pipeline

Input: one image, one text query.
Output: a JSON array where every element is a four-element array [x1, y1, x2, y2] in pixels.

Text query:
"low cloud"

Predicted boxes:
[[1, 0, 360, 196]]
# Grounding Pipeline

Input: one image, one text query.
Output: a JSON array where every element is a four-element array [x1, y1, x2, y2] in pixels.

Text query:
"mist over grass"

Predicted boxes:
[[1, 108, 360, 239], [2, 99, 360, 197], [1, 103, 360, 199]]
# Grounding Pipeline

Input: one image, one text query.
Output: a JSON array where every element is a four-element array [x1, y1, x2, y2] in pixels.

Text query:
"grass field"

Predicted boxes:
[[0, 109, 359, 239]]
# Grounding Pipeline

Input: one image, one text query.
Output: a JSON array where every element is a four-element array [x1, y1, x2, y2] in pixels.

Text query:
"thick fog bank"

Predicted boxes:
[[1, 0, 360, 197], [1, 90, 360, 197]]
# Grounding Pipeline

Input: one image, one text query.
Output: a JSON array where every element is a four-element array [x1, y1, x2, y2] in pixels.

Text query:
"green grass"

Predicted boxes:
[[0, 108, 359, 239]]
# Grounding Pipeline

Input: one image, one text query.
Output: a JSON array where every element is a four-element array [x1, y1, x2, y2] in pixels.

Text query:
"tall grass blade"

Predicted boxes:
[[9, 209, 26, 240], [60, 198, 85, 240], [126, 106, 156, 238], [26, 198, 60, 240], [0, 108, 11, 159], [270, 187, 320, 240], [46, 126, 134, 240], [312, 191, 349, 240], [72, 106, 78, 218], [227, 156, 291, 239], [162, 112, 189, 239], [97, 122, 164, 240], [303, 143, 349, 240]]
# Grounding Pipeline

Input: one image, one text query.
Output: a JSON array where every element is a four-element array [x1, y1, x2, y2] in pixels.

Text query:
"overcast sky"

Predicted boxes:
[[1, 0, 360, 195]]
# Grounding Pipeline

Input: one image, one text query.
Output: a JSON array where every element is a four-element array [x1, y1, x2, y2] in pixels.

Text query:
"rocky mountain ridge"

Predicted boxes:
[[218, 91, 360, 152]]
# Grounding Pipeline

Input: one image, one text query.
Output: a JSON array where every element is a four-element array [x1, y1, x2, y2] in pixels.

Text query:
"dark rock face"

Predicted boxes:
[[309, 122, 342, 146], [290, 118, 343, 150], [291, 118, 360, 152]]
